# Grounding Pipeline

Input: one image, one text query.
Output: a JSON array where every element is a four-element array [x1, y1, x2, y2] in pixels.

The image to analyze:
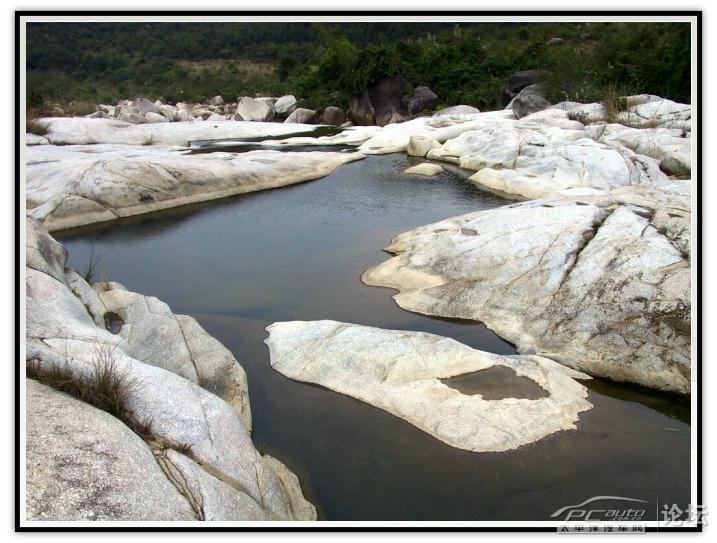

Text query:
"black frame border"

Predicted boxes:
[[14, 9, 703, 533]]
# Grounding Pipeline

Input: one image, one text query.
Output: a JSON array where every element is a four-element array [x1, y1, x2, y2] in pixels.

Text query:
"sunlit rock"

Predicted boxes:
[[363, 183, 691, 393], [266, 320, 593, 452]]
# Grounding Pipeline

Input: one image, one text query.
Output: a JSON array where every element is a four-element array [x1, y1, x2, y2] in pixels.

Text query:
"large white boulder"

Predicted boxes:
[[406, 134, 440, 157], [144, 111, 169, 124], [468, 137, 667, 200], [115, 97, 162, 124], [284, 108, 316, 124], [26, 143, 364, 231], [274, 95, 297, 115], [235, 96, 275, 122], [362, 183, 691, 393], [266, 321, 592, 453]]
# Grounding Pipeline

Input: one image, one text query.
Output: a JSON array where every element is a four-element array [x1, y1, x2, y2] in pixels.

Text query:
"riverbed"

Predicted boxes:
[[57, 153, 690, 521]]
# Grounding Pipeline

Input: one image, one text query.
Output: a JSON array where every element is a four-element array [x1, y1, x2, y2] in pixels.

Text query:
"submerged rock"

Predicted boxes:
[[266, 320, 593, 453], [25, 217, 317, 521], [363, 183, 691, 393]]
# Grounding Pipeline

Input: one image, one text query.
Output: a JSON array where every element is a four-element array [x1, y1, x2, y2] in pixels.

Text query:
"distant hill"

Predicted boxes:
[[25, 21, 691, 111]]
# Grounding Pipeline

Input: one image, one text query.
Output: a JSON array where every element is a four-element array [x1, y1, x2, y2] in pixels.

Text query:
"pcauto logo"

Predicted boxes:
[[551, 496, 648, 522]]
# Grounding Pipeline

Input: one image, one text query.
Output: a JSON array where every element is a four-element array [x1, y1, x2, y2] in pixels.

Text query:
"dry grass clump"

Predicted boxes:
[[27, 342, 152, 439]]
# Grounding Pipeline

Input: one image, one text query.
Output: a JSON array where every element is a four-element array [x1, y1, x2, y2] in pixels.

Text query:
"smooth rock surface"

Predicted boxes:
[[26, 144, 363, 231], [26, 133, 49, 146], [595, 124, 691, 176], [322, 106, 346, 126], [266, 321, 593, 452], [37, 117, 319, 146], [406, 134, 440, 157], [25, 217, 317, 521], [404, 163, 444, 176], [468, 136, 667, 200], [500, 69, 545, 106], [97, 284, 253, 428], [363, 184, 691, 393], [284, 108, 316, 124], [619, 98, 692, 129], [274, 95, 297, 115], [26, 379, 198, 521], [236, 96, 275, 122], [406, 86, 439, 115], [511, 85, 551, 119], [433, 105, 481, 117]]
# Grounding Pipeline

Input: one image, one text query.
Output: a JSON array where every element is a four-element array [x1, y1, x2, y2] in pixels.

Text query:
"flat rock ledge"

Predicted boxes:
[[25, 216, 316, 521], [26, 144, 363, 232], [362, 182, 691, 393], [266, 320, 593, 453]]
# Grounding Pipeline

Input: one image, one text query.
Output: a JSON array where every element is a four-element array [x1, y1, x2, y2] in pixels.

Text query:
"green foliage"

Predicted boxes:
[[25, 21, 691, 112], [66, 101, 97, 115], [539, 22, 691, 104]]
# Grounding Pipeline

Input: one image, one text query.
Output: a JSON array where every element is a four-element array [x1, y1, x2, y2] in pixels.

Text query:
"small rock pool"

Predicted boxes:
[[57, 153, 690, 521]]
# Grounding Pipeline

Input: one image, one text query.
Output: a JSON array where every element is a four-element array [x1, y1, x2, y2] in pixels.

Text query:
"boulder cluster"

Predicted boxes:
[[84, 94, 355, 126], [55, 75, 441, 128]]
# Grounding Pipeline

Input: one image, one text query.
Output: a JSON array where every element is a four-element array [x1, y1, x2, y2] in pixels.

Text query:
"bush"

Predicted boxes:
[[66, 101, 97, 116]]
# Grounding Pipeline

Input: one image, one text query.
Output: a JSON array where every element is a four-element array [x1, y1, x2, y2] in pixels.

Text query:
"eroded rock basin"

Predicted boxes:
[[57, 154, 690, 520]]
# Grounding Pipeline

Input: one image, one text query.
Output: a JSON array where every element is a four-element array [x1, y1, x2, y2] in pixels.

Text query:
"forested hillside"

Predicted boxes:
[[26, 21, 691, 111]]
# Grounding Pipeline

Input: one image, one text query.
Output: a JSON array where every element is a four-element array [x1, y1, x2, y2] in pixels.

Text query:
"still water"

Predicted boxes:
[[58, 154, 690, 521]]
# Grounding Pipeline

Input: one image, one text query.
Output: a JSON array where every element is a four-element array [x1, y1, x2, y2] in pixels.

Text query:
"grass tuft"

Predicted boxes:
[[27, 343, 147, 437]]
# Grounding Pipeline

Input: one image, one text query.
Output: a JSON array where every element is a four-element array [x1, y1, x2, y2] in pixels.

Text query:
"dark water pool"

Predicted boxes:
[[58, 154, 691, 521]]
